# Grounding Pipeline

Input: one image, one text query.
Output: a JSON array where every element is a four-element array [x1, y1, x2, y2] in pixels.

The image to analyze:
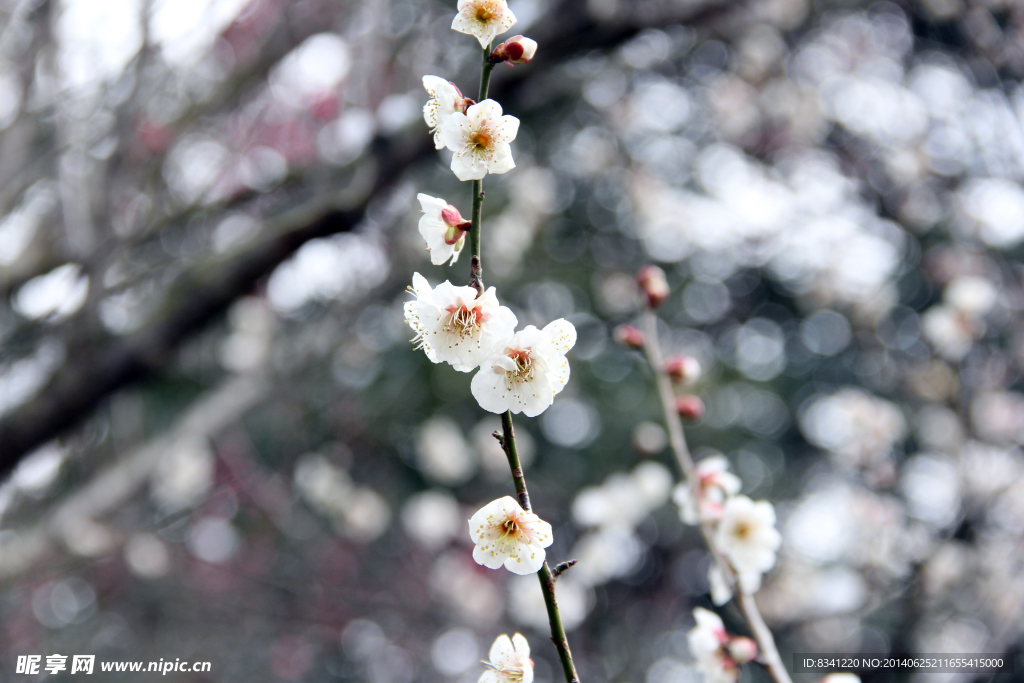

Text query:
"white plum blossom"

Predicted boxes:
[[471, 319, 576, 418], [452, 0, 516, 49], [673, 454, 742, 525], [442, 99, 519, 181], [688, 607, 739, 683], [423, 76, 469, 150], [404, 273, 517, 372], [469, 496, 553, 575], [417, 193, 468, 265], [715, 495, 781, 593], [480, 633, 534, 683]]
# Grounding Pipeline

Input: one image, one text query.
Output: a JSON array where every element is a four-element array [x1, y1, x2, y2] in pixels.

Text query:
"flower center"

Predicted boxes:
[[486, 662, 525, 683], [500, 666, 525, 683], [733, 521, 751, 540], [502, 517, 521, 536], [510, 349, 534, 376], [444, 305, 483, 338], [475, 3, 495, 21], [471, 130, 492, 149]]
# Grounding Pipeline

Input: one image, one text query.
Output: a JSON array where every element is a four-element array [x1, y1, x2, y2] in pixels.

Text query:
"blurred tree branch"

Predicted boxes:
[[0, 0, 738, 475], [0, 372, 267, 581]]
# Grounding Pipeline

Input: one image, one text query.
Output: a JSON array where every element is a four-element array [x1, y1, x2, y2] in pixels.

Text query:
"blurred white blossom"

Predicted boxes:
[[416, 416, 477, 485], [401, 490, 462, 549], [479, 633, 533, 683], [293, 453, 391, 541], [673, 454, 741, 525], [715, 496, 780, 593], [800, 389, 906, 469], [688, 608, 738, 683], [151, 438, 214, 512]]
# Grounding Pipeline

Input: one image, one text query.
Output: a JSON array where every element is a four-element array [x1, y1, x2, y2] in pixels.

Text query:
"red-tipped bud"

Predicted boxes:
[[615, 324, 645, 349], [441, 205, 471, 245], [675, 395, 704, 421], [665, 355, 701, 385], [727, 636, 758, 664], [636, 265, 670, 308], [447, 82, 474, 114], [489, 35, 538, 66]]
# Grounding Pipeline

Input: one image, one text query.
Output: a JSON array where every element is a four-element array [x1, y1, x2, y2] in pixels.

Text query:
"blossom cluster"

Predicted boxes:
[[673, 455, 781, 599], [688, 608, 759, 683], [404, 274, 576, 417], [405, 9, 558, 675], [407, 0, 565, 420]]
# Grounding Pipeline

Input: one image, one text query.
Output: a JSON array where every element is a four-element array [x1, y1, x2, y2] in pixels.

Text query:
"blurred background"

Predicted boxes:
[[0, 0, 1023, 681]]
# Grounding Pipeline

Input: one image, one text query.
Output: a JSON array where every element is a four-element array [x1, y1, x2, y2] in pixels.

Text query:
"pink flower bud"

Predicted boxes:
[[675, 395, 704, 421], [636, 265, 670, 308], [440, 205, 465, 227], [665, 355, 701, 384], [444, 81, 475, 113], [490, 35, 538, 66], [615, 325, 645, 349], [727, 636, 758, 664]]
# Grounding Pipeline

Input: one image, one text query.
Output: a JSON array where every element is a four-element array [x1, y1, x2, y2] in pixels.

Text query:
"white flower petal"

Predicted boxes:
[[489, 634, 515, 663], [451, 152, 487, 181], [471, 361, 513, 414], [486, 144, 516, 175]]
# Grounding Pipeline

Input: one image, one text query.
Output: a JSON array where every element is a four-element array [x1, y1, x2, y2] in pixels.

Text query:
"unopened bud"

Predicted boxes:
[[675, 395, 704, 421], [665, 355, 701, 384], [727, 636, 758, 664], [489, 35, 538, 66], [441, 205, 465, 227], [615, 324, 645, 349], [447, 81, 475, 114], [636, 265, 670, 308]]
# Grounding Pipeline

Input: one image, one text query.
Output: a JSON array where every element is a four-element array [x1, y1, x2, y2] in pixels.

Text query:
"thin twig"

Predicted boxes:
[[499, 410, 580, 683], [469, 46, 494, 294], [551, 559, 578, 579], [640, 309, 793, 683]]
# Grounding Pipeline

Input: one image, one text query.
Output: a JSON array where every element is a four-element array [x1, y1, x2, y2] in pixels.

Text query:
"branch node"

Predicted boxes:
[[551, 559, 578, 580], [470, 255, 484, 295]]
